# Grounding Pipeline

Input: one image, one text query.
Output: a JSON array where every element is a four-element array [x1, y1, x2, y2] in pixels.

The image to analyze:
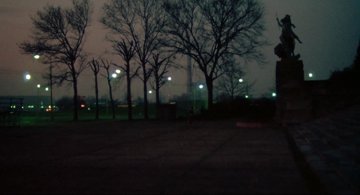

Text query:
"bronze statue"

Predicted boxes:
[[275, 15, 302, 59]]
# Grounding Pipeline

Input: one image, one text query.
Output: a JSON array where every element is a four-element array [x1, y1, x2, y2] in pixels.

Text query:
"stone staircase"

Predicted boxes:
[[289, 105, 360, 194]]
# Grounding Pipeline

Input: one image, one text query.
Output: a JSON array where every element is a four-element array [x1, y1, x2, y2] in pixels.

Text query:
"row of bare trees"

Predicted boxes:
[[20, 0, 265, 121]]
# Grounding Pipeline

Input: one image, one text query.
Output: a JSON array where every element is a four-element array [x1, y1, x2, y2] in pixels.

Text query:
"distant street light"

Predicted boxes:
[[198, 84, 204, 89], [167, 76, 172, 81], [115, 69, 121, 74], [37, 84, 41, 88], [111, 73, 118, 78], [272, 92, 277, 97], [45, 87, 49, 91], [25, 73, 31, 80], [239, 78, 244, 83], [33, 54, 40, 60], [308, 72, 314, 78], [148, 90, 153, 94], [245, 95, 249, 99]]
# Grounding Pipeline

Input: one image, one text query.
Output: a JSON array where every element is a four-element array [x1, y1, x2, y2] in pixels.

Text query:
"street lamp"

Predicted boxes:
[[239, 78, 244, 83], [198, 84, 204, 89], [308, 72, 314, 78], [167, 76, 172, 81], [272, 92, 277, 97], [148, 90, 153, 94], [33, 54, 40, 60], [115, 69, 121, 74], [25, 73, 31, 81], [36, 84, 41, 113], [111, 73, 118, 79]]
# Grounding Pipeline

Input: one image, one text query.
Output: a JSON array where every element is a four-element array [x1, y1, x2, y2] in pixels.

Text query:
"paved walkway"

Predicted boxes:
[[289, 105, 360, 194], [0, 120, 308, 194]]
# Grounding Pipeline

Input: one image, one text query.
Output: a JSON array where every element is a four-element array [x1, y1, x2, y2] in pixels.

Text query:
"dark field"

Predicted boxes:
[[0, 120, 309, 194]]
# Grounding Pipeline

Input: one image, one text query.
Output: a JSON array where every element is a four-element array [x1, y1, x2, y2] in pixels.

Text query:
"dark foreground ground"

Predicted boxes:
[[0, 120, 309, 194]]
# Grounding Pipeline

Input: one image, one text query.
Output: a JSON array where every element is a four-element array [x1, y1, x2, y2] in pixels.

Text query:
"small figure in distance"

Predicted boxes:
[[275, 14, 302, 59]]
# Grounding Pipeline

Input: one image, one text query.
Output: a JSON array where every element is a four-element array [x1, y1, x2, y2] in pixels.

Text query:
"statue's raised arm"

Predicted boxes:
[[274, 15, 302, 60]]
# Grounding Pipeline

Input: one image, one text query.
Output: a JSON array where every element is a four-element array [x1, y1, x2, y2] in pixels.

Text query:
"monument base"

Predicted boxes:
[[276, 59, 312, 124]]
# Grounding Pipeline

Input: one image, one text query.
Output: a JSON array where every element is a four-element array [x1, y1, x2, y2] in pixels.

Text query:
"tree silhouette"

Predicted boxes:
[[88, 58, 101, 120], [19, 0, 91, 121], [99, 59, 117, 120], [149, 51, 175, 107], [112, 40, 139, 120], [163, 0, 265, 110], [216, 56, 247, 100], [103, 0, 168, 119], [330, 40, 360, 87]]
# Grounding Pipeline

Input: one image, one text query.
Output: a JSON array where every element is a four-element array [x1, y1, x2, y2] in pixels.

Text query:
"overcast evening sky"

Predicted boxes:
[[0, 0, 359, 100]]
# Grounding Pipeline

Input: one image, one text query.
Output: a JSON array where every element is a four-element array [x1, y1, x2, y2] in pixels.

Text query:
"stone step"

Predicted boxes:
[[289, 104, 360, 194]]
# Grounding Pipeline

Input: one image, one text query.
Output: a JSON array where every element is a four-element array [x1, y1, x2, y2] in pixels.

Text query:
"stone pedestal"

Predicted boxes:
[[276, 59, 312, 124]]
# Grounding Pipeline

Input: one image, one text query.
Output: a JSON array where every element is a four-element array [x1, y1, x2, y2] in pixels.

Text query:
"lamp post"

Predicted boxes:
[[33, 54, 55, 120], [36, 84, 41, 114], [198, 84, 205, 111], [48, 64, 54, 120], [166, 76, 172, 103]]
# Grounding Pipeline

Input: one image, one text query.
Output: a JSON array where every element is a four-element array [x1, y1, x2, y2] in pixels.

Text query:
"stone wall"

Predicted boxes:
[[276, 59, 360, 124]]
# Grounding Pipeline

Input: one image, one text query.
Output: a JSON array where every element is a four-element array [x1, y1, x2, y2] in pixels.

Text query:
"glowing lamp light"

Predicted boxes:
[[198, 84, 204, 89], [245, 95, 249, 99], [112, 73, 118, 78], [115, 69, 121, 74], [45, 87, 49, 91], [37, 84, 41, 88], [148, 90, 153, 94], [272, 92, 277, 97], [308, 73, 314, 78], [33, 54, 40, 60], [239, 78, 244, 83], [167, 76, 172, 81], [25, 73, 31, 80], [80, 104, 86, 108]]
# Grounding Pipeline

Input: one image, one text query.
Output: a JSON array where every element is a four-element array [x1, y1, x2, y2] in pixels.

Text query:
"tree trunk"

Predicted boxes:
[[107, 79, 116, 119], [73, 77, 79, 121], [143, 77, 149, 119], [95, 74, 99, 120], [155, 75, 161, 107], [206, 78, 214, 111], [127, 71, 133, 120], [155, 86, 160, 107], [155, 83, 161, 120], [49, 65, 54, 121]]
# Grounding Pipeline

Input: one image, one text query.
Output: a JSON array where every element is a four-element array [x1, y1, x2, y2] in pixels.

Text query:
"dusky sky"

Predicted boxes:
[[0, 0, 359, 100]]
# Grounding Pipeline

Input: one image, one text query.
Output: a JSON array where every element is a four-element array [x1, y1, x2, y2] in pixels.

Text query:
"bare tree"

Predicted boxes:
[[149, 51, 175, 107], [88, 58, 101, 120], [19, 0, 91, 121], [163, 0, 265, 110], [112, 40, 138, 120], [215, 56, 256, 100], [99, 59, 117, 120], [102, 0, 168, 119]]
